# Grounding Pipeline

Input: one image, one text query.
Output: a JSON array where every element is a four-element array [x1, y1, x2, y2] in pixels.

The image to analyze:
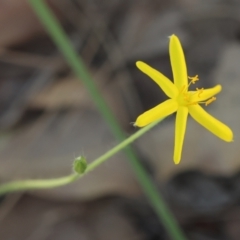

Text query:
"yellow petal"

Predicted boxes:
[[169, 35, 188, 90], [188, 104, 233, 142], [174, 107, 188, 164], [190, 85, 222, 102], [135, 99, 178, 127], [136, 61, 178, 99]]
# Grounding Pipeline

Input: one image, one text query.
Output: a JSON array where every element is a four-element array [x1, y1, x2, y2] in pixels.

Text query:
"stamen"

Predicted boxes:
[[205, 97, 216, 106], [179, 85, 186, 93], [188, 75, 199, 84], [196, 87, 204, 97], [183, 93, 190, 101], [186, 101, 197, 106]]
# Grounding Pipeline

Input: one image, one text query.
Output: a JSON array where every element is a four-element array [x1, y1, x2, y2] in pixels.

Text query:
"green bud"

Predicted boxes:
[[73, 156, 87, 174]]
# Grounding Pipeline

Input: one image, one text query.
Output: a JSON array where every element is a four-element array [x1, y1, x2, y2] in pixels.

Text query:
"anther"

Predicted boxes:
[[196, 87, 204, 97], [188, 75, 199, 84], [205, 97, 216, 106]]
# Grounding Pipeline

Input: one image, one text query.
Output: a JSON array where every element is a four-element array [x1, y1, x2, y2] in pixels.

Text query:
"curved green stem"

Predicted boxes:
[[86, 120, 160, 173], [0, 119, 160, 196], [0, 174, 79, 195]]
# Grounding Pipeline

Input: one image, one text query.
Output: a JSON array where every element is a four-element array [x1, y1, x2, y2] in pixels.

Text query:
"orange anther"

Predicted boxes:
[[205, 97, 216, 106], [196, 87, 204, 97], [188, 75, 199, 84]]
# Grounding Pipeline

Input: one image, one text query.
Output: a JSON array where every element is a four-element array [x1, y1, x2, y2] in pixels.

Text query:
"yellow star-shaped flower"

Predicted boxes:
[[135, 34, 233, 164]]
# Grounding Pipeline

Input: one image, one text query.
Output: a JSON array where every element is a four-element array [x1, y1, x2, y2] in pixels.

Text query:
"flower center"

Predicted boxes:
[[176, 75, 216, 107], [176, 88, 192, 106]]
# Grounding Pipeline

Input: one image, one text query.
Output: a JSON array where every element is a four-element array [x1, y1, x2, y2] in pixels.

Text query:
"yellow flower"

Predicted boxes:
[[135, 34, 233, 164]]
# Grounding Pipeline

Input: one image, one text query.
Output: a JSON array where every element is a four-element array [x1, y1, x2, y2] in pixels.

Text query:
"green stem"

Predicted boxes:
[[0, 174, 79, 195], [86, 119, 160, 173], [0, 119, 159, 196], [25, 1, 187, 239], [0, 120, 186, 240]]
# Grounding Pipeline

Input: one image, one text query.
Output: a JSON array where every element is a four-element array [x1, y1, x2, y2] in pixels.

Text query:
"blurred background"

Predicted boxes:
[[0, 0, 240, 239]]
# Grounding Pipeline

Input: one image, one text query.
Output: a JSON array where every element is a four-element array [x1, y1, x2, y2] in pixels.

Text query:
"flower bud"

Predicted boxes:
[[73, 156, 87, 174]]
